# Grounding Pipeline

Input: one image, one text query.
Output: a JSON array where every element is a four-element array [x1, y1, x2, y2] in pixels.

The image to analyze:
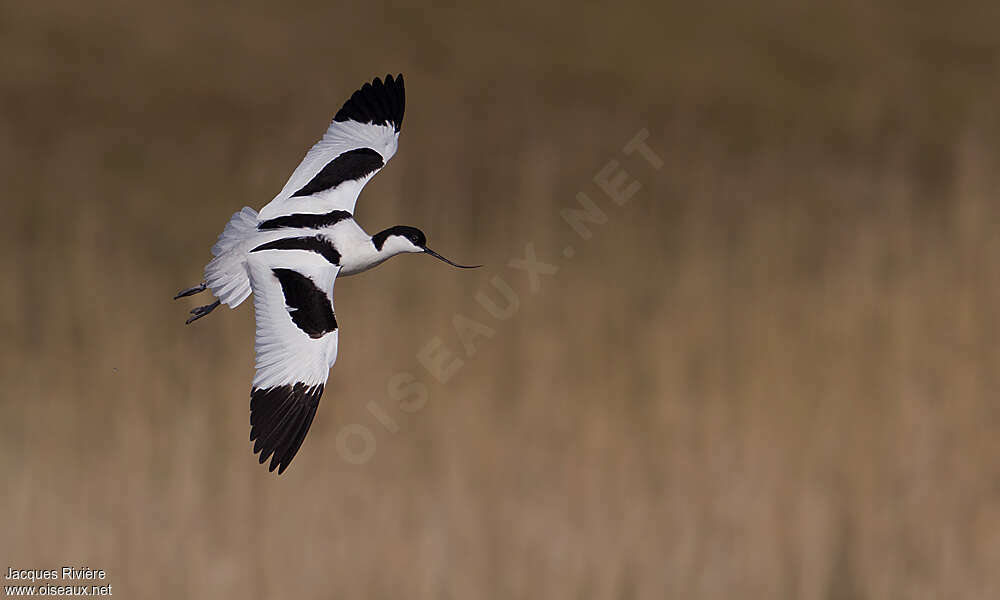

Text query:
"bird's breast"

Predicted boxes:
[[336, 242, 385, 276]]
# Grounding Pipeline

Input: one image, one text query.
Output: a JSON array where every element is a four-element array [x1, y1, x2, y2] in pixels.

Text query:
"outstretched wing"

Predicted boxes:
[[247, 249, 341, 473], [257, 73, 405, 221]]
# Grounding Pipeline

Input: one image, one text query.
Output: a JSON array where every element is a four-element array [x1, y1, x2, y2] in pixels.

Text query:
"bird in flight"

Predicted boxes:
[[175, 74, 479, 474]]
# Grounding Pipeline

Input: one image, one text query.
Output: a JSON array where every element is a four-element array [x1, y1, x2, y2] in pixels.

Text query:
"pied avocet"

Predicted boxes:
[[175, 74, 479, 474]]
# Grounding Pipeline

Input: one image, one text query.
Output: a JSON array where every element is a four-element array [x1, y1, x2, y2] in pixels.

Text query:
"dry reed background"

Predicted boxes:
[[2, 1, 1000, 598]]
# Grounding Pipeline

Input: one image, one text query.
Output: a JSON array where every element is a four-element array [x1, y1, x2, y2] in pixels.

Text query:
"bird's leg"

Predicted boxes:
[[174, 282, 207, 299], [186, 300, 221, 325]]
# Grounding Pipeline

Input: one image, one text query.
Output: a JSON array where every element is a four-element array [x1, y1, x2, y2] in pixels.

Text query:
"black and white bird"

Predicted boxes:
[[175, 74, 478, 474]]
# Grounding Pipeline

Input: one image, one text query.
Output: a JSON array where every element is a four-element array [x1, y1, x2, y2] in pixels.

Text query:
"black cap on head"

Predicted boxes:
[[372, 225, 426, 250], [372, 225, 481, 268]]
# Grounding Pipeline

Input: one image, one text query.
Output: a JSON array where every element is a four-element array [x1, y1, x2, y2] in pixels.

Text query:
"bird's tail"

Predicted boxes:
[[204, 206, 258, 308]]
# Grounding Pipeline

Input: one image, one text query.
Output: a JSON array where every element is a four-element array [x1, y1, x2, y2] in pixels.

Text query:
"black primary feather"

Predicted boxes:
[[250, 383, 324, 474], [334, 73, 405, 132]]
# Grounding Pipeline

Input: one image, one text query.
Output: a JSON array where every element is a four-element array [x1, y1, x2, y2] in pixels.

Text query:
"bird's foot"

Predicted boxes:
[[174, 282, 207, 299], [186, 300, 221, 324]]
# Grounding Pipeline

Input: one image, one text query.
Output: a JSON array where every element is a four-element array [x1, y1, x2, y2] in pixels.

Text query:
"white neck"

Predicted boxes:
[[338, 235, 415, 276]]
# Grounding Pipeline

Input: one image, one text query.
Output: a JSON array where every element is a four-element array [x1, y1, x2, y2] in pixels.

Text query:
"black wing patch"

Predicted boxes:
[[291, 148, 384, 198], [251, 236, 341, 266], [334, 73, 405, 133], [271, 268, 338, 338], [258, 210, 353, 231], [250, 383, 324, 474]]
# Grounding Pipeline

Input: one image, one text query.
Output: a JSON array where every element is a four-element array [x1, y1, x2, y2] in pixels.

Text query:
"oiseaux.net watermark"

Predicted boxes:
[[4, 566, 112, 596], [335, 128, 663, 464]]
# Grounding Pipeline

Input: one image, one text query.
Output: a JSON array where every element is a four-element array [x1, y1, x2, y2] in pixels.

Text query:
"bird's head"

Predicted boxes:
[[372, 225, 481, 268]]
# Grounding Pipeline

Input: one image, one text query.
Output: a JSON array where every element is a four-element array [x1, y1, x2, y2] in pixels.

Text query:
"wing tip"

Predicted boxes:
[[250, 382, 324, 474], [334, 73, 405, 133]]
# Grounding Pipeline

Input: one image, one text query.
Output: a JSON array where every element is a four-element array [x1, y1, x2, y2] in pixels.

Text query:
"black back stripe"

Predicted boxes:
[[291, 148, 384, 198], [250, 383, 324, 474], [251, 236, 341, 266], [271, 268, 338, 338], [258, 209, 353, 231], [334, 74, 405, 132]]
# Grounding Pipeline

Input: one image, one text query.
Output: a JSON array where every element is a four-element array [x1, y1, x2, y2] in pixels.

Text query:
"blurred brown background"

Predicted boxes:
[[2, 1, 999, 598]]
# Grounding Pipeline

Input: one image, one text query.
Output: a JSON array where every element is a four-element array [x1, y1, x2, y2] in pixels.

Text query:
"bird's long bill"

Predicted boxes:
[[424, 247, 482, 269]]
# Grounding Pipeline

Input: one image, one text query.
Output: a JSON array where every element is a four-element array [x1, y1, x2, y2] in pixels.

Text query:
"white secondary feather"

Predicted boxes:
[[247, 251, 340, 390], [257, 120, 399, 221]]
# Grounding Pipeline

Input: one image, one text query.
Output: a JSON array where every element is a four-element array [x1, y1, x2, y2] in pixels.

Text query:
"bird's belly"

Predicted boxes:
[[337, 251, 387, 276], [337, 259, 380, 277]]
